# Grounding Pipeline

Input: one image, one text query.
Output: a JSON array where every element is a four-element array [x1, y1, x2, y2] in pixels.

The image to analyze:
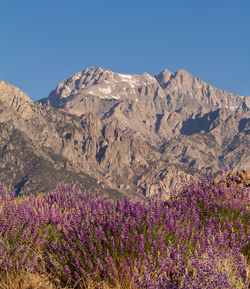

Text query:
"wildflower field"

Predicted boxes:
[[0, 175, 249, 288]]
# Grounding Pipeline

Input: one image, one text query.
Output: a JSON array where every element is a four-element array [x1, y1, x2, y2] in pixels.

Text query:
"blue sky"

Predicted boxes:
[[1, 0, 249, 101]]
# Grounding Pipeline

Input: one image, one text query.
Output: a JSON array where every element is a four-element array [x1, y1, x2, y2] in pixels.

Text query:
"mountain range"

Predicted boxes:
[[0, 67, 249, 199]]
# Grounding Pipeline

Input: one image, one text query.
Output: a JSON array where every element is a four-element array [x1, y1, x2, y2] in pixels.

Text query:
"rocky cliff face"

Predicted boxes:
[[155, 69, 244, 111], [0, 67, 249, 199], [39, 67, 247, 145], [0, 82, 124, 199], [40, 67, 245, 112]]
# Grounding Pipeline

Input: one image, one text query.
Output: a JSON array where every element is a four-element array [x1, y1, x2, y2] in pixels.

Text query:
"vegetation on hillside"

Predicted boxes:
[[0, 174, 249, 288]]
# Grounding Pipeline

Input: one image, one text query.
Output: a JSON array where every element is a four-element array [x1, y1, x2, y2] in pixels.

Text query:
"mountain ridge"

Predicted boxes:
[[39, 67, 246, 112], [0, 67, 249, 199]]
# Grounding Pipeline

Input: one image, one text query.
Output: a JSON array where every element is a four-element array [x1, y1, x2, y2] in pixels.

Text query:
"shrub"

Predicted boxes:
[[0, 174, 249, 288]]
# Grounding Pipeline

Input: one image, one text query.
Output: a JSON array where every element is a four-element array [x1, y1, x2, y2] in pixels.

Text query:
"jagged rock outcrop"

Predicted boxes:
[[41, 67, 245, 114], [0, 66, 249, 199], [155, 69, 244, 111], [39, 67, 248, 147], [38, 67, 249, 178], [226, 170, 250, 187]]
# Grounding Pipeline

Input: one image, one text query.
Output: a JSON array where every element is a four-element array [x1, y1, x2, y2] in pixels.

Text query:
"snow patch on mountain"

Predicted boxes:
[[98, 87, 112, 94]]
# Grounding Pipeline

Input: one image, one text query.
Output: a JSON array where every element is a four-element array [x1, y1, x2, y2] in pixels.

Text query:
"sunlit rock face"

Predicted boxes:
[[0, 66, 249, 198]]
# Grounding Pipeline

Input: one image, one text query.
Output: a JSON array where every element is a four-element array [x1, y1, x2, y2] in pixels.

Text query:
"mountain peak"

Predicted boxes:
[[1, 69, 249, 199], [84, 66, 110, 73], [176, 69, 189, 74], [38, 66, 246, 115], [41, 67, 160, 108], [0, 80, 13, 89], [174, 69, 195, 80], [154, 69, 173, 86], [0, 81, 32, 106]]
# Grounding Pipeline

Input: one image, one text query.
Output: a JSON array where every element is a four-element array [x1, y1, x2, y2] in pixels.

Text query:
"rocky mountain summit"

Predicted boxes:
[[0, 67, 249, 199], [39, 67, 248, 145], [40, 67, 246, 114]]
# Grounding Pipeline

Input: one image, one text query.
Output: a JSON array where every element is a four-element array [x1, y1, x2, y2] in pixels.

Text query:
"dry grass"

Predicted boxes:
[[215, 256, 247, 289], [181, 252, 249, 289], [0, 261, 248, 288], [0, 271, 126, 289], [0, 271, 58, 289]]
